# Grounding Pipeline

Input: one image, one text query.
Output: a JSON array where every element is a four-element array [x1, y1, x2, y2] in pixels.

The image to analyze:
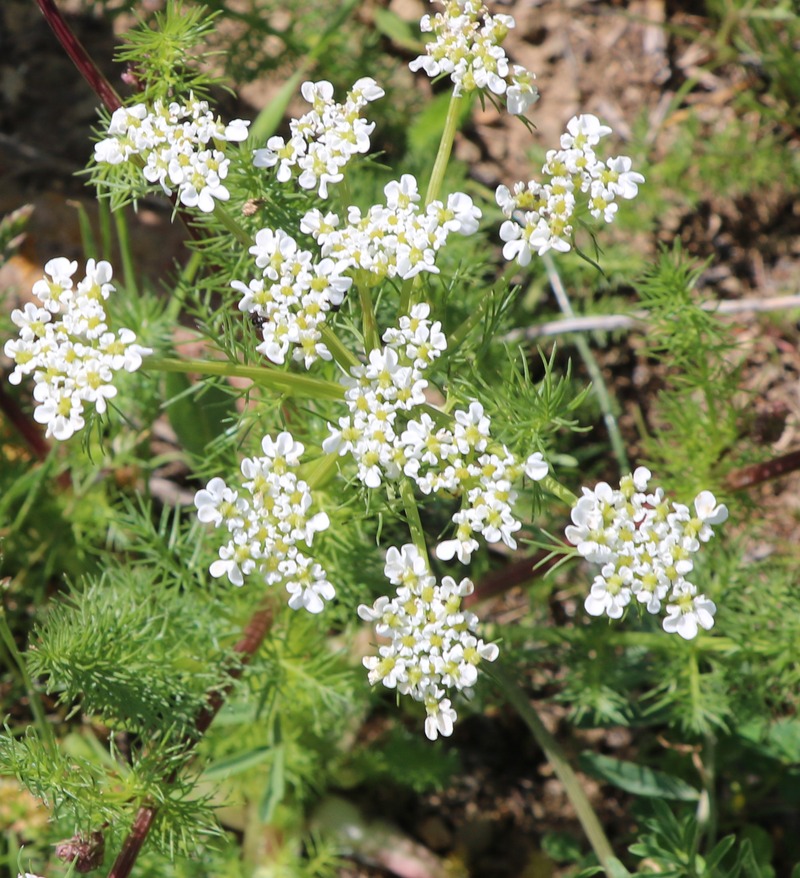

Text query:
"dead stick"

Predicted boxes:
[[725, 449, 800, 490], [503, 295, 800, 343]]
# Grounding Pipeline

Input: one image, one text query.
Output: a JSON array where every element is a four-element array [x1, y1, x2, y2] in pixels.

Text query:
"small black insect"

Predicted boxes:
[[248, 312, 267, 330]]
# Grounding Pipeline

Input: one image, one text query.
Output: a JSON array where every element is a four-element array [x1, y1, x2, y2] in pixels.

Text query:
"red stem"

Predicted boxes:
[[34, 0, 122, 112], [725, 449, 800, 490], [106, 599, 275, 878]]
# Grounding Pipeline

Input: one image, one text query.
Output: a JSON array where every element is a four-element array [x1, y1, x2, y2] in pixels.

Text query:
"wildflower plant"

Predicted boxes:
[[2, 1, 798, 877]]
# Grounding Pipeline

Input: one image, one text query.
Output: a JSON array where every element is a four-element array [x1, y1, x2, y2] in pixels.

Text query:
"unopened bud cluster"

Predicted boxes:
[[94, 94, 249, 212], [323, 304, 548, 564], [4, 258, 150, 440], [254, 78, 384, 199], [497, 114, 644, 262], [410, 0, 538, 115], [358, 544, 499, 740], [566, 467, 728, 640], [194, 432, 334, 613]]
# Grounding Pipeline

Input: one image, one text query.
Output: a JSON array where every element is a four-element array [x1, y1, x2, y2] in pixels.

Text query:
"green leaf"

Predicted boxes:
[[202, 746, 272, 781], [372, 7, 422, 51], [258, 742, 286, 822], [249, 67, 308, 144], [164, 372, 237, 458], [579, 752, 700, 802], [704, 835, 737, 872], [541, 831, 582, 863]]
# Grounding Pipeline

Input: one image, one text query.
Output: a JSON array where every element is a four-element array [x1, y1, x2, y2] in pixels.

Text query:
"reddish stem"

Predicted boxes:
[[34, 0, 122, 112], [466, 549, 557, 607], [725, 449, 800, 490], [106, 600, 275, 878]]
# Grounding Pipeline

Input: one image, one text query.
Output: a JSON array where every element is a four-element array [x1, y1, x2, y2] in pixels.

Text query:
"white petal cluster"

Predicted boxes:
[[301, 174, 481, 282], [323, 305, 548, 564], [496, 114, 645, 263], [194, 432, 334, 613], [4, 258, 151, 440], [94, 94, 250, 212], [410, 0, 538, 115], [232, 228, 352, 369], [253, 78, 384, 199], [358, 543, 499, 740], [566, 467, 728, 640]]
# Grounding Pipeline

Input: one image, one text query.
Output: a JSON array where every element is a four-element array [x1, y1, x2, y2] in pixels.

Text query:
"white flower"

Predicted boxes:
[[524, 452, 548, 481], [663, 588, 716, 640], [569, 470, 726, 638], [359, 544, 498, 740], [497, 115, 643, 265], [95, 94, 247, 213], [4, 259, 150, 440], [253, 77, 383, 198], [195, 433, 334, 613]]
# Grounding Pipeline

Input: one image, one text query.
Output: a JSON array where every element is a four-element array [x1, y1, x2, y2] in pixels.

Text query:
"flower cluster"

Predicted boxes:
[[194, 432, 334, 613], [566, 467, 728, 640], [410, 0, 538, 115], [232, 228, 352, 369], [4, 258, 150, 440], [358, 543, 499, 740], [253, 78, 384, 199], [94, 94, 249, 212], [323, 304, 548, 564], [496, 114, 645, 263], [301, 174, 481, 282]]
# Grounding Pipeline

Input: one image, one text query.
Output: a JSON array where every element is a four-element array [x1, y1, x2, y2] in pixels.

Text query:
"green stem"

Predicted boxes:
[[400, 479, 429, 562], [424, 93, 464, 207], [541, 253, 629, 474], [212, 204, 252, 247], [488, 663, 626, 876], [144, 356, 345, 401], [541, 473, 578, 507], [320, 325, 360, 371], [0, 610, 56, 754], [694, 733, 717, 861], [358, 283, 380, 353]]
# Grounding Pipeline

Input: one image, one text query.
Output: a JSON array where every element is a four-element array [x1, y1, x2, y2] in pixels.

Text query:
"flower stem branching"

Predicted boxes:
[[144, 356, 345, 401]]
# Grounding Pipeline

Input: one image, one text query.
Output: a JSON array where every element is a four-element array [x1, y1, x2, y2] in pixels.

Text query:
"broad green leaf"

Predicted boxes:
[[579, 752, 700, 802], [373, 7, 422, 52], [164, 372, 237, 459], [704, 835, 737, 872]]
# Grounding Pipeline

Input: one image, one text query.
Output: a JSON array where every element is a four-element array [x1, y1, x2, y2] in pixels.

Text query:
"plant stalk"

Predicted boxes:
[[144, 356, 345, 401], [35, 0, 122, 112], [488, 662, 626, 876], [424, 93, 463, 207], [0, 610, 57, 754]]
